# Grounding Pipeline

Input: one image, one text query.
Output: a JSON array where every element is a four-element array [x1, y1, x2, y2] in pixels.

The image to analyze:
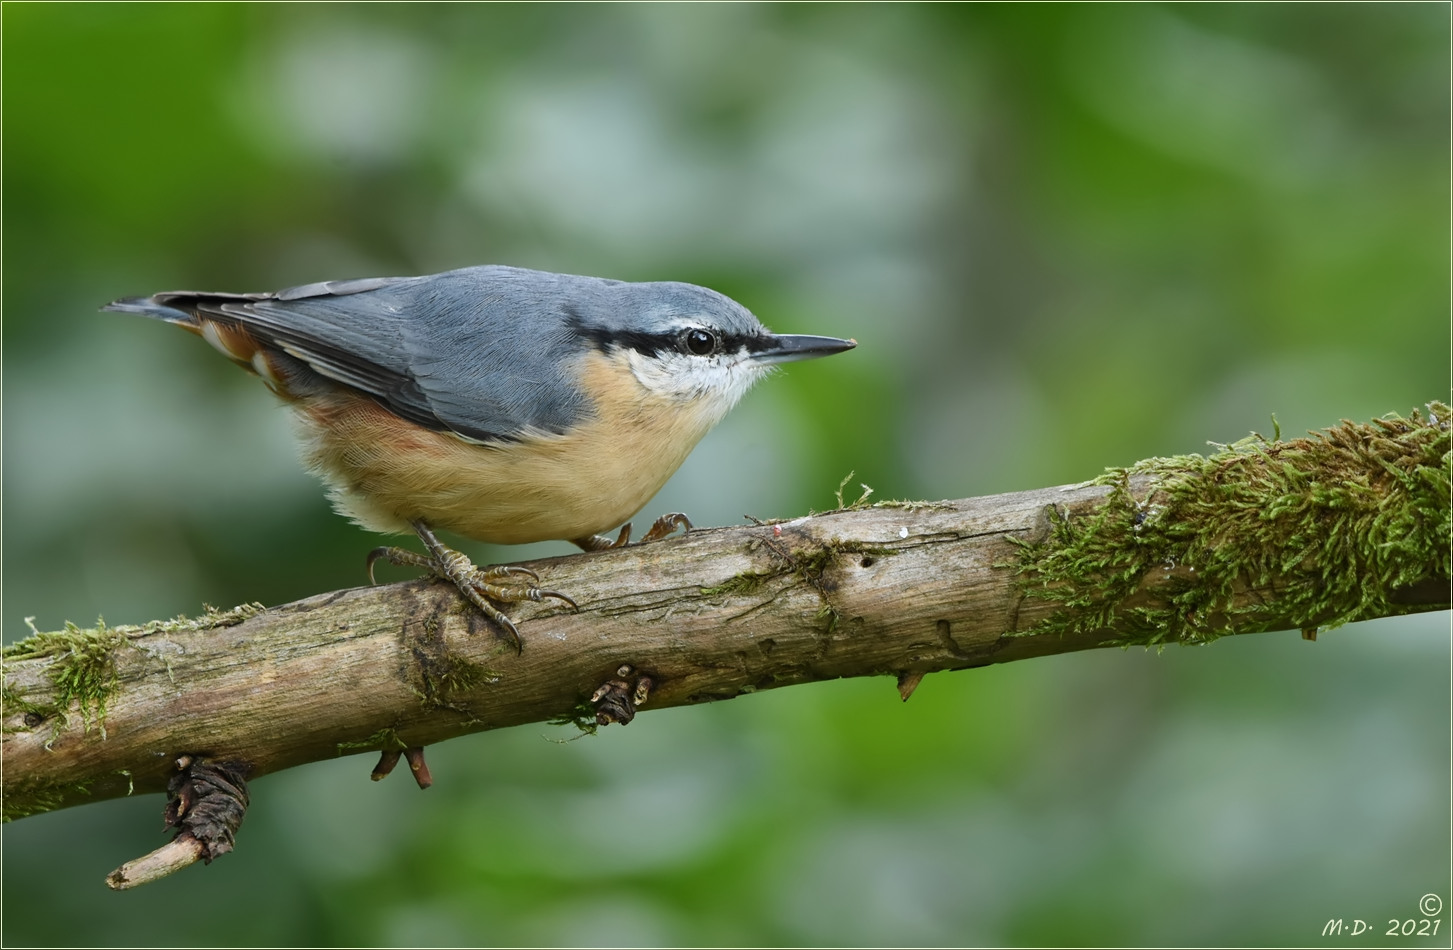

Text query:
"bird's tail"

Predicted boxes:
[[102, 292, 314, 400], [101, 295, 199, 326]]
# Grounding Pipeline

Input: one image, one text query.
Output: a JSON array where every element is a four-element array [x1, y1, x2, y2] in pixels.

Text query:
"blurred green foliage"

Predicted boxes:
[[3, 4, 1447, 946]]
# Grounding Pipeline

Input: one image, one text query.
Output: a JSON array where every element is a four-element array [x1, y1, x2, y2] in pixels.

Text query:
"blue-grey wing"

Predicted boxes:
[[118, 266, 592, 443]]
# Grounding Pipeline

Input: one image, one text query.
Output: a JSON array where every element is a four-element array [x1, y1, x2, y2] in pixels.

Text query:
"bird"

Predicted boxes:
[[104, 264, 856, 649]]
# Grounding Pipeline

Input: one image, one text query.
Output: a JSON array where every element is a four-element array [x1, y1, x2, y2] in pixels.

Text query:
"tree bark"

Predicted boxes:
[[4, 405, 1447, 825]]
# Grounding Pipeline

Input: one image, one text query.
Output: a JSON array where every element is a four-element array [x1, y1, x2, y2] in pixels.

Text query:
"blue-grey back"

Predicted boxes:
[[120, 265, 762, 444]]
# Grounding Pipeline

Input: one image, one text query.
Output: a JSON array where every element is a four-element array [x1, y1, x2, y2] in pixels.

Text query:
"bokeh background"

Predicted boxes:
[[4, 4, 1448, 946]]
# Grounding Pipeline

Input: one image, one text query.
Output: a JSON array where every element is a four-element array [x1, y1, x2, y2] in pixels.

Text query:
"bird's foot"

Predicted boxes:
[[367, 519, 576, 653], [573, 512, 692, 553]]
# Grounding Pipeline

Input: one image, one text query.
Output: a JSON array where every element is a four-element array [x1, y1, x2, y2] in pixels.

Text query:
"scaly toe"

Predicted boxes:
[[478, 564, 541, 583], [465, 576, 577, 611], [367, 545, 435, 585]]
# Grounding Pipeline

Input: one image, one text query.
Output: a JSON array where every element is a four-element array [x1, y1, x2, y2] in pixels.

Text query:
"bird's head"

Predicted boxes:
[[564, 280, 856, 426]]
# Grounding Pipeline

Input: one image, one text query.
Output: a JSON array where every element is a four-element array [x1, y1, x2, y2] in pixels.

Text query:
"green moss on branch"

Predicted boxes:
[[2, 604, 266, 744], [1013, 402, 1450, 645]]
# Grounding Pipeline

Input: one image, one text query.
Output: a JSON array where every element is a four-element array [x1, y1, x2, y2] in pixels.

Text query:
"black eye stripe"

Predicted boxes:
[[565, 311, 769, 358]]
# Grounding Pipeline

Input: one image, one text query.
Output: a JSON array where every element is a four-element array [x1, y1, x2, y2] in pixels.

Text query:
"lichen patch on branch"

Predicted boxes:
[[702, 531, 898, 633], [397, 607, 499, 714]]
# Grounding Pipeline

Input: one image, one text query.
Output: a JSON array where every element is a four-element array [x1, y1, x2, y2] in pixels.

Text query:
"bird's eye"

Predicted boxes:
[[682, 328, 717, 356]]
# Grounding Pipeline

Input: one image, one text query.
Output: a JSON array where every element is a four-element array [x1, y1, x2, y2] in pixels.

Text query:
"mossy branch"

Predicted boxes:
[[4, 405, 1447, 859]]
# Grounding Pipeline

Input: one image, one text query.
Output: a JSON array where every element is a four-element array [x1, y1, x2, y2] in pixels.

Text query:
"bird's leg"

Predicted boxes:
[[572, 512, 692, 552], [367, 519, 576, 652]]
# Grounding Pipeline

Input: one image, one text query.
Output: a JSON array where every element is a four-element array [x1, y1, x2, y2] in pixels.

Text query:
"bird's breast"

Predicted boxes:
[[292, 350, 728, 544]]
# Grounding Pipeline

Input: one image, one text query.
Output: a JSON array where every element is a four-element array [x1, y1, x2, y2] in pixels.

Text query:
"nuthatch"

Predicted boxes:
[[105, 265, 855, 648]]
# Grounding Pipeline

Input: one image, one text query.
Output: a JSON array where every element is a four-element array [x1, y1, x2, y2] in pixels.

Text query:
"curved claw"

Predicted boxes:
[[365, 548, 388, 586], [494, 615, 524, 655], [536, 588, 579, 610]]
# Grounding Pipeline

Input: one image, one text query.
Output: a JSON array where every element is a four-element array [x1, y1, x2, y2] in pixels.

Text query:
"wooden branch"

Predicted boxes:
[[3, 404, 1447, 886]]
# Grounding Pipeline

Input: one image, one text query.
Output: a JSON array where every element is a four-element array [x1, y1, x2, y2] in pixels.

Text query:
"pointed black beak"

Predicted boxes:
[[749, 334, 857, 365]]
